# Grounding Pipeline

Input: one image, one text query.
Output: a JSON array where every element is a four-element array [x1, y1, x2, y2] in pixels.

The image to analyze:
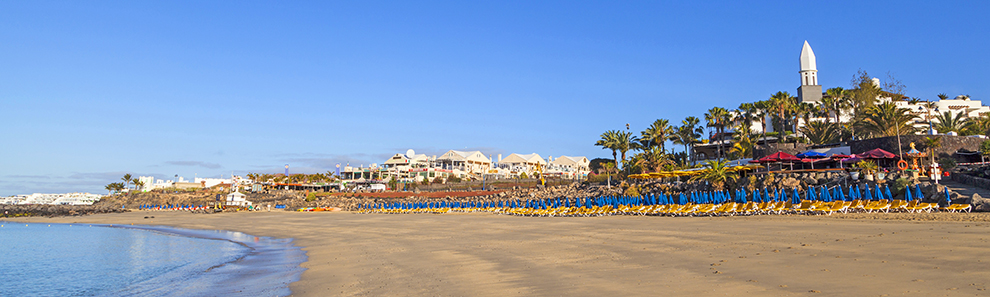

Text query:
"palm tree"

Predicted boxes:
[[964, 113, 990, 136], [690, 159, 738, 191], [729, 133, 754, 159], [672, 116, 703, 163], [794, 102, 818, 142], [133, 179, 145, 191], [640, 119, 675, 152], [633, 147, 672, 173], [753, 100, 770, 148], [121, 173, 133, 190], [822, 87, 847, 124], [614, 130, 641, 171], [768, 91, 795, 134], [734, 103, 759, 137], [938, 93, 949, 100], [933, 110, 969, 134], [856, 101, 918, 138], [799, 120, 840, 145], [922, 137, 941, 166], [105, 183, 115, 195], [595, 130, 621, 167], [704, 107, 731, 160]]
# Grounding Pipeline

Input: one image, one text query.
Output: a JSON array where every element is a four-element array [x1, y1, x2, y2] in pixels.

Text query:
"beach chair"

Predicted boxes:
[[888, 200, 908, 212], [752, 202, 768, 215], [694, 204, 717, 216], [726, 202, 748, 216], [943, 203, 972, 213], [818, 201, 849, 215], [792, 201, 816, 214], [905, 201, 931, 213], [863, 200, 891, 213], [712, 203, 734, 216]]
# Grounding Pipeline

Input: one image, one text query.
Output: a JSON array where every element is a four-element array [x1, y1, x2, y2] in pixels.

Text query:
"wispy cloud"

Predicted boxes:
[[4, 175, 52, 179], [68, 171, 132, 180], [165, 161, 222, 169]]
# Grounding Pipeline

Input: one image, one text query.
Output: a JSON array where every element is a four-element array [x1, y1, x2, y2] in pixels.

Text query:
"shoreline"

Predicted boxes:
[[0, 221, 306, 296], [110, 224, 307, 297], [10, 211, 990, 296]]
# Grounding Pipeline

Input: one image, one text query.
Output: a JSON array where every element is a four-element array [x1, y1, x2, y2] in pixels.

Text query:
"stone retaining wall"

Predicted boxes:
[[952, 172, 990, 190]]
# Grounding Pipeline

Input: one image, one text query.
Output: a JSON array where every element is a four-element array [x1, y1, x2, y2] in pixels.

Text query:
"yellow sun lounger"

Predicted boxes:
[[943, 203, 972, 213]]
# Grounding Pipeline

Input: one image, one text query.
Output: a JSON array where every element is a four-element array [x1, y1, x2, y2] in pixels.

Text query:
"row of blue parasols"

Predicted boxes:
[[138, 204, 203, 209], [363, 184, 946, 210]]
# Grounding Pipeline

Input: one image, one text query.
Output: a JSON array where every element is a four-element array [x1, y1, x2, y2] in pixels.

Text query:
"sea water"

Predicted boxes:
[[0, 222, 306, 296]]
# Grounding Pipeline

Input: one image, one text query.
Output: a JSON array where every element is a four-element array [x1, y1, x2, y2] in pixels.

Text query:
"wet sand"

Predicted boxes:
[[11, 212, 990, 296]]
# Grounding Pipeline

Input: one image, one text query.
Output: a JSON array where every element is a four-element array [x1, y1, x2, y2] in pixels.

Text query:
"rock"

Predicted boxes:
[[972, 193, 990, 212], [780, 178, 801, 189]]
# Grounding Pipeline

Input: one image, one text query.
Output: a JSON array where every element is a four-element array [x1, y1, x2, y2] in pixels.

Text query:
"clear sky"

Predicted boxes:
[[1, 1, 987, 195]]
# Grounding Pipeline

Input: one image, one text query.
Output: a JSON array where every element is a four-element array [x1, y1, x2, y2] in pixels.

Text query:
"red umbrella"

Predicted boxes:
[[760, 151, 801, 162], [858, 148, 897, 159], [758, 151, 800, 171], [830, 153, 852, 159]]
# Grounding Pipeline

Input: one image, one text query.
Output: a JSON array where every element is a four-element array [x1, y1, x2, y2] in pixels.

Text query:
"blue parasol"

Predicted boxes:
[[807, 186, 817, 201], [914, 185, 925, 202], [945, 187, 951, 205], [792, 188, 801, 204], [904, 186, 913, 201], [796, 150, 828, 158], [884, 185, 893, 200], [864, 186, 873, 201]]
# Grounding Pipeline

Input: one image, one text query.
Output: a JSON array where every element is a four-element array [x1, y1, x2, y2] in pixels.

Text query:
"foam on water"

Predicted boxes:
[[0, 222, 306, 297]]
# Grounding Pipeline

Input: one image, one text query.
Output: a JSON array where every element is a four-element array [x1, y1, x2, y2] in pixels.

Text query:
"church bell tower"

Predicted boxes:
[[797, 40, 822, 103]]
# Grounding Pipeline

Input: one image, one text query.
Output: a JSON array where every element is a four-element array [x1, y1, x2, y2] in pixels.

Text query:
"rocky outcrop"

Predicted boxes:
[[0, 204, 127, 218], [971, 193, 990, 212]]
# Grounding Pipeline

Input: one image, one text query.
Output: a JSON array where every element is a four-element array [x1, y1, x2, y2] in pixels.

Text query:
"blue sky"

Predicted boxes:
[[1, 1, 987, 195]]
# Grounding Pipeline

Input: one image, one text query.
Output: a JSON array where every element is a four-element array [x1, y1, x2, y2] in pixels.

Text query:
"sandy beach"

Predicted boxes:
[[10, 212, 990, 296]]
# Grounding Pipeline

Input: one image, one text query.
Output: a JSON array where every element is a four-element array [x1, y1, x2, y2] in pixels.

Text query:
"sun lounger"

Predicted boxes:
[[943, 203, 972, 213]]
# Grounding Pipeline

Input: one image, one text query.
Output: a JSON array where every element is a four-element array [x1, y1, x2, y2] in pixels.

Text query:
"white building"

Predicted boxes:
[[194, 177, 234, 188], [2, 193, 103, 205], [436, 150, 492, 177], [383, 149, 432, 170], [890, 95, 990, 132], [498, 153, 546, 176], [225, 191, 252, 207], [547, 156, 590, 177]]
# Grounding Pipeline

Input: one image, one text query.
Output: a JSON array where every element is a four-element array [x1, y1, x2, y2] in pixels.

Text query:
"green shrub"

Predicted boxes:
[[586, 174, 609, 184], [893, 177, 911, 198]]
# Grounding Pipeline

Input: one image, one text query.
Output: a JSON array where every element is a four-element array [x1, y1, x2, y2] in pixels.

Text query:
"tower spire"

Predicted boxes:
[[800, 40, 817, 71], [797, 40, 822, 102]]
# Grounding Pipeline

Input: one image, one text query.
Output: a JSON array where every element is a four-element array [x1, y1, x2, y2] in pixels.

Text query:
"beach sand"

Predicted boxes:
[[11, 212, 990, 296]]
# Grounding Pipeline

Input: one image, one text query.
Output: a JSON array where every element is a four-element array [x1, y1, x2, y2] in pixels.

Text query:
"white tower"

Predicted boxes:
[[797, 40, 822, 102]]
